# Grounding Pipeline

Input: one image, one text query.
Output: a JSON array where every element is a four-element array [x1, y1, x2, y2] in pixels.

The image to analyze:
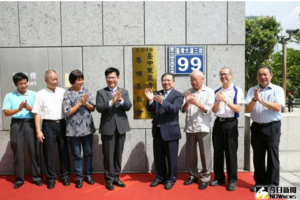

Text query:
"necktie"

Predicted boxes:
[[111, 89, 115, 96], [163, 91, 168, 100]]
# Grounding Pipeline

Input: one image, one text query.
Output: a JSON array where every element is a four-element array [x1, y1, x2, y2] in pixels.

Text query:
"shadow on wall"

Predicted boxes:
[[123, 141, 148, 174], [0, 141, 15, 183]]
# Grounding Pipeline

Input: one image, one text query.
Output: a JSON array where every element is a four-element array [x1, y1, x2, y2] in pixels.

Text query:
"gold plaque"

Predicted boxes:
[[132, 47, 157, 119]]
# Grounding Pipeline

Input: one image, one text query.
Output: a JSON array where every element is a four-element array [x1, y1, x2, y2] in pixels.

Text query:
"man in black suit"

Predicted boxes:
[[145, 73, 184, 190], [96, 67, 132, 191]]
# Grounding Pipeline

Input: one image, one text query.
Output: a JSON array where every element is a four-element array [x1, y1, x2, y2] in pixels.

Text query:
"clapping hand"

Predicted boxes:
[[216, 91, 226, 102], [254, 88, 261, 102], [144, 88, 154, 101], [153, 92, 163, 104]]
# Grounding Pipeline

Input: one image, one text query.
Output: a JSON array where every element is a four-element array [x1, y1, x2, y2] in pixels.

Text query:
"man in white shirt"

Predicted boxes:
[[32, 70, 70, 189], [210, 67, 244, 191], [181, 70, 214, 190]]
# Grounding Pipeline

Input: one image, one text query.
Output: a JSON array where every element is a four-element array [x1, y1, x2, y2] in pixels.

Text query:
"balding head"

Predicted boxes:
[[190, 70, 204, 91]]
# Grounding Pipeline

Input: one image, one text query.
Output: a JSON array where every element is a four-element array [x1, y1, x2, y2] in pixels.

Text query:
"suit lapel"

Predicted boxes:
[[105, 87, 113, 99]]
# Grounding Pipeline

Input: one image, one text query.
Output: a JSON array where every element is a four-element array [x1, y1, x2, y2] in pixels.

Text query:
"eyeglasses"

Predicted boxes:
[[106, 77, 117, 80], [219, 73, 231, 77]]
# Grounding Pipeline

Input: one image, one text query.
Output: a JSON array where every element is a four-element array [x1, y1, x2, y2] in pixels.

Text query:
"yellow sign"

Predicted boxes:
[[65, 73, 71, 88], [132, 47, 157, 119]]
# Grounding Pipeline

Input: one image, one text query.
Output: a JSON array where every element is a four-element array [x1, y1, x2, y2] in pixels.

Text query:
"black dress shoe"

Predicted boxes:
[[164, 182, 174, 190], [106, 183, 114, 190], [47, 182, 55, 189], [75, 180, 83, 188], [85, 177, 95, 185], [184, 176, 199, 185], [35, 180, 43, 186], [198, 182, 208, 190], [61, 179, 70, 186], [14, 182, 24, 189], [113, 180, 125, 187], [226, 182, 236, 191], [150, 179, 163, 187], [250, 185, 256, 192], [209, 179, 226, 186]]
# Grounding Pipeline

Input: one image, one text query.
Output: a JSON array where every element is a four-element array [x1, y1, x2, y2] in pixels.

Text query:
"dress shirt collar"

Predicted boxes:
[[108, 86, 118, 92], [258, 82, 273, 91], [16, 90, 28, 96], [164, 88, 173, 94], [193, 84, 207, 93], [221, 83, 234, 91], [46, 87, 57, 93]]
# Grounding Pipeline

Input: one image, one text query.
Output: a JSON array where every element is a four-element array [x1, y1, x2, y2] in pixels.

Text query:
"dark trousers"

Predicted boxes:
[[101, 128, 126, 184], [69, 134, 93, 180], [10, 119, 42, 184], [251, 121, 281, 186], [212, 118, 238, 183], [288, 101, 293, 112], [42, 119, 70, 183], [153, 128, 179, 183]]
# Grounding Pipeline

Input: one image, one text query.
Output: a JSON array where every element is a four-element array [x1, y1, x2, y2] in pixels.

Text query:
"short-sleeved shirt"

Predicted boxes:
[[2, 90, 36, 119], [214, 83, 244, 118], [32, 87, 65, 120], [182, 85, 215, 133], [244, 83, 285, 123], [63, 86, 96, 137]]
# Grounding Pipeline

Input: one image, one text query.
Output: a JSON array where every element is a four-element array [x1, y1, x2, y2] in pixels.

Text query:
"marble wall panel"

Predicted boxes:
[[19, 2, 61, 46], [61, 2, 102, 46], [103, 1, 144, 45], [145, 2, 185, 45], [83, 47, 124, 129], [0, 2, 19, 47], [187, 1, 227, 44], [228, 2, 245, 44]]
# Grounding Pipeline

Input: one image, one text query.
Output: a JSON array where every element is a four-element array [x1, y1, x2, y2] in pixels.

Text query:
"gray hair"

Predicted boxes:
[[45, 70, 58, 78], [219, 67, 232, 75]]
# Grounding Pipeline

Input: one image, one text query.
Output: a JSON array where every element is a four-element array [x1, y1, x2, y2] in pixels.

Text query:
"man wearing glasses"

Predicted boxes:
[[96, 67, 132, 191], [210, 67, 244, 191]]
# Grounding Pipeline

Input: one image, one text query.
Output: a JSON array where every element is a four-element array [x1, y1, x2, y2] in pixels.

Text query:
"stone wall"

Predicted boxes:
[[0, 1, 245, 174]]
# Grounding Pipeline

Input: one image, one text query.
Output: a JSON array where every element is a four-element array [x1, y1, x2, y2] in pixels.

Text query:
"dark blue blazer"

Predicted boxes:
[[146, 88, 184, 141]]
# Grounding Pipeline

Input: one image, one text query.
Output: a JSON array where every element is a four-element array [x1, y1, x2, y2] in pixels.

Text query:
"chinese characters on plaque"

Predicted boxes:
[[132, 47, 157, 119]]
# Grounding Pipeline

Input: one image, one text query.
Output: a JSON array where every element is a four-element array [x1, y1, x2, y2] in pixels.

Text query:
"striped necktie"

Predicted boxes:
[[163, 91, 168, 100]]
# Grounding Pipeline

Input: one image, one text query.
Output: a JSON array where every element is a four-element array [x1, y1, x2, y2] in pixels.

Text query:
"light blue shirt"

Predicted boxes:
[[2, 90, 36, 119], [244, 83, 285, 123]]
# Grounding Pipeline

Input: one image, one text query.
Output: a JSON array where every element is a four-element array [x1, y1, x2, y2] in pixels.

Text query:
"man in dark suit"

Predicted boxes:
[[145, 73, 184, 190], [96, 67, 132, 191]]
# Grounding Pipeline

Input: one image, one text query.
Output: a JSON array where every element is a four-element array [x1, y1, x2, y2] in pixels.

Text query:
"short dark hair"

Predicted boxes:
[[257, 65, 273, 75], [105, 67, 120, 77], [69, 69, 84, 84], [161, 73, 175, 81], [13, 72, 28, 85]]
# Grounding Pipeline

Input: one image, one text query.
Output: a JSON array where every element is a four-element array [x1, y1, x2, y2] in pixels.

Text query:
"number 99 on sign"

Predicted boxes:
[[175, 55, 204, 74]]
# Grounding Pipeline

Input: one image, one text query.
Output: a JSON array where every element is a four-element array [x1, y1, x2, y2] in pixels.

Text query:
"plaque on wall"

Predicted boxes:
[[168, 46, 205, 75], [132, 47, 157, 119]]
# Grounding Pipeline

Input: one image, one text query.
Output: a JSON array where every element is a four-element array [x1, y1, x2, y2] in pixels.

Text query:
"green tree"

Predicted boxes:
[[245, 16, 281, 91], [267, 48, 300, 97]]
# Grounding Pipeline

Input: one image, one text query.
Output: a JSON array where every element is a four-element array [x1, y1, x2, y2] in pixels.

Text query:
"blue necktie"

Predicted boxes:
[[163, 91, 168, 100]]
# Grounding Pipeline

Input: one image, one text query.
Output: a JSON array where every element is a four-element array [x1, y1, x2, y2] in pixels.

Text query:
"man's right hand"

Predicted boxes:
[[37, 131, 45, 143], [144, 88, 154, 101]]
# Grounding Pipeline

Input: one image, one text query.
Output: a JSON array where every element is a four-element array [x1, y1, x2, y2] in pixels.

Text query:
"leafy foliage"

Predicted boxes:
[[245, 16, 281, 91], [267, 48, 300, 97]]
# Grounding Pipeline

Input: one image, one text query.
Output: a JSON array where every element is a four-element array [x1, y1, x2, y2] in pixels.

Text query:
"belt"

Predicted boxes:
[[12, 118, 34, 122], [216, 117, 237, 122], [43, 119, 64, 124], [253, 121, 280, 127]]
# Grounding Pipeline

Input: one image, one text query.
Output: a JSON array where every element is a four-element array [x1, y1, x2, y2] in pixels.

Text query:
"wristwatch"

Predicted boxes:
[[118, 98, 122, 101], [252, 98, 257, 102]]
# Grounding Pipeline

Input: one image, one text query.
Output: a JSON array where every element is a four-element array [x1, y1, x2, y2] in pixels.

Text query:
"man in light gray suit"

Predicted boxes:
[[96, 67, 132, 191]]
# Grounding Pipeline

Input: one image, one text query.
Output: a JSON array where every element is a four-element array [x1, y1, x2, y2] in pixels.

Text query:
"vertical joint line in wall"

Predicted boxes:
[[18, 2, 21, 47], [144, 1, 145, 45], [81, 47, 84, 74], [102, 1, 104, 46], [123, 46, 125, 88], [205, 46, 208, 86], [227, 2, 229, 44], [185, 1, 187, 45], [60, 1, 62, 46]]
